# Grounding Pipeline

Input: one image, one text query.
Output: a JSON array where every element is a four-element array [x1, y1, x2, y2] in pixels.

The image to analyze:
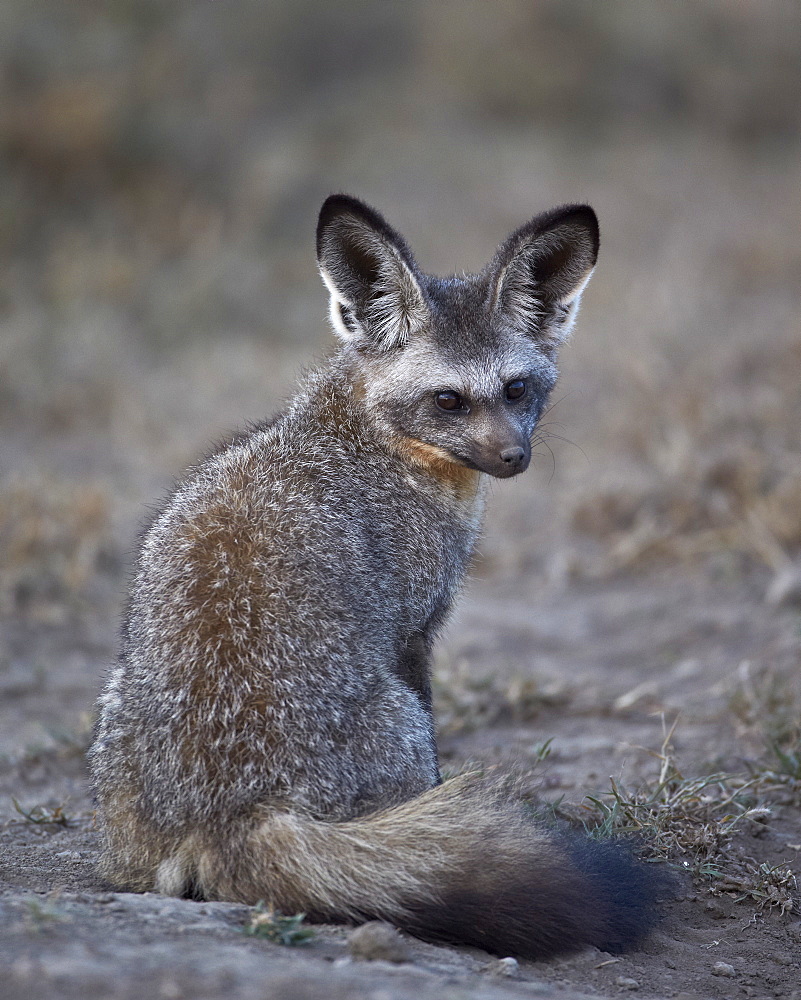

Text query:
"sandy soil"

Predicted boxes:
[[2, 447, 800, 1000], [1, 566, 800, 1000], [2, 4, 801, 997]]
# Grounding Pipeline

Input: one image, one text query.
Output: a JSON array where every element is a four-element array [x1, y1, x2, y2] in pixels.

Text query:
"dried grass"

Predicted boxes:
[[570, 339, 801, 575], [434, 667, 572, 737], [567, 720, 799, 917], [0, 475, 116, 620]]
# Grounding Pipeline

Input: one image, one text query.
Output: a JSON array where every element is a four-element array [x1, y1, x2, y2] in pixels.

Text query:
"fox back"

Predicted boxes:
[[86, 198, 668, 958]]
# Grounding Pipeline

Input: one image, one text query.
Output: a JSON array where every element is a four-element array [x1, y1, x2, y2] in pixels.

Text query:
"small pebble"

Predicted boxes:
[[487, 957, 520, 979], [615, 976, 639, 990], [711, 961, 736, 978], [347, 921, 411, 964]]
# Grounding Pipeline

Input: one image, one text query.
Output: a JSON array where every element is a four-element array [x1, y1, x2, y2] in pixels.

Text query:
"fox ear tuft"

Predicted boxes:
[[316, 195, 429, 351], [489, 205, 599, 347]]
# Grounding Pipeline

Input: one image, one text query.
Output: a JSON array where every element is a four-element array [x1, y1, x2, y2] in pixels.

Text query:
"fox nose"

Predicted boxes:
[[500, 446, 525, 467]]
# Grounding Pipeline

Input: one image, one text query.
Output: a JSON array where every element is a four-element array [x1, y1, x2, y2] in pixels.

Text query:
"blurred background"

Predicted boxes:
[[1, 0, 800, 751]]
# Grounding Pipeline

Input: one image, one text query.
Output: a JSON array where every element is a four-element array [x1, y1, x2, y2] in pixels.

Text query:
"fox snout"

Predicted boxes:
[[499, 444, 529, 475], [469, 436, 531, 478]]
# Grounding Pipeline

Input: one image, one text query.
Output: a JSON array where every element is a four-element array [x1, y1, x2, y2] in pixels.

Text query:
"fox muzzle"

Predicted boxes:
[[469, 438, 531, 478]]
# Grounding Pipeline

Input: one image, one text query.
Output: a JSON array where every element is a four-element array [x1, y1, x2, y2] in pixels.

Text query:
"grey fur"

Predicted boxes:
[[88, 196, 666, 958]]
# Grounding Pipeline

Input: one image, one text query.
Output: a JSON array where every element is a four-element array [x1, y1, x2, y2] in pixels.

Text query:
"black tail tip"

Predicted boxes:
[[402, 831, 678, 962], [566, 835, 679, 954]]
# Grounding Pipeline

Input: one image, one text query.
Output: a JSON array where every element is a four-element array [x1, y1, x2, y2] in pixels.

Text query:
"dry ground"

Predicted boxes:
[[3, 203, 800, 997], [2, 4, 801, 997]]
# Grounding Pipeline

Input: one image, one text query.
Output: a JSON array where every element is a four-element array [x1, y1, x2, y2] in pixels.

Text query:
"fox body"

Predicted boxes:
[[90, 196, 664, 958]]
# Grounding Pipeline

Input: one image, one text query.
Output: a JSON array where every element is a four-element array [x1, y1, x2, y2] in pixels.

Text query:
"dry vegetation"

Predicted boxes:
[[572, 722, 799, 918], [2, 2, 801, 998], [0, 476, 118, 623], [570, 336, 801, 576]]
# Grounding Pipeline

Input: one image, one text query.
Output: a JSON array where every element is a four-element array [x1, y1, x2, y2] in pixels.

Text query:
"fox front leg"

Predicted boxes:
[[397, 632, 433, 709], [396, 628, 444, 783]]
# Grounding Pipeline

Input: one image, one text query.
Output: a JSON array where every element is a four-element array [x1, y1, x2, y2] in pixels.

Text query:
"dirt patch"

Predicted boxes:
[[2, 563, 800, 1000], [3, 3, 801, 997]]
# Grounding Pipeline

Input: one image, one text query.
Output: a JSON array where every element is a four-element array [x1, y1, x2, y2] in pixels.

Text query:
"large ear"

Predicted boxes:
[[316, 195, 429, 351], [488, 204, 599, 347]]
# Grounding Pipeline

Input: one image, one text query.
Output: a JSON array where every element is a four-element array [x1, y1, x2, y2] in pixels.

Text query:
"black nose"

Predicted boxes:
[[500, 446, 525, 466]]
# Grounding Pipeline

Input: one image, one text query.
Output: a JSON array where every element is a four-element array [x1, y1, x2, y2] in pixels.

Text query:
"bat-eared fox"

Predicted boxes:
[[90, 195, 669, 959]]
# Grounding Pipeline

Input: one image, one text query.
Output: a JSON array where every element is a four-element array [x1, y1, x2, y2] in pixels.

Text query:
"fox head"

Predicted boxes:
[[316, 195, 598, 479]]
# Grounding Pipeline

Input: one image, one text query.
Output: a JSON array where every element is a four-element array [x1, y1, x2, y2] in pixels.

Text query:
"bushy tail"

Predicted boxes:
[[177, 774, 670, 960]]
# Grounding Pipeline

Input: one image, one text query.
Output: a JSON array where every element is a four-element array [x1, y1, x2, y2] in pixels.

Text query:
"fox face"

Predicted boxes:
[[317, 196, 599, 479]]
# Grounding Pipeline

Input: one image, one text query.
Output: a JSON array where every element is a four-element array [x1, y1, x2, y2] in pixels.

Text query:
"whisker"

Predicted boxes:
[[541, 390, 579, 418], [530, 434, 557, 482], [536, 426, 588, 463]]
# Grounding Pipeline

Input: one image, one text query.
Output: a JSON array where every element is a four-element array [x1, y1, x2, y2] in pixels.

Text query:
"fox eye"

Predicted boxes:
[[435, 390, 465, 412], [505, 380, 526, 401]]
